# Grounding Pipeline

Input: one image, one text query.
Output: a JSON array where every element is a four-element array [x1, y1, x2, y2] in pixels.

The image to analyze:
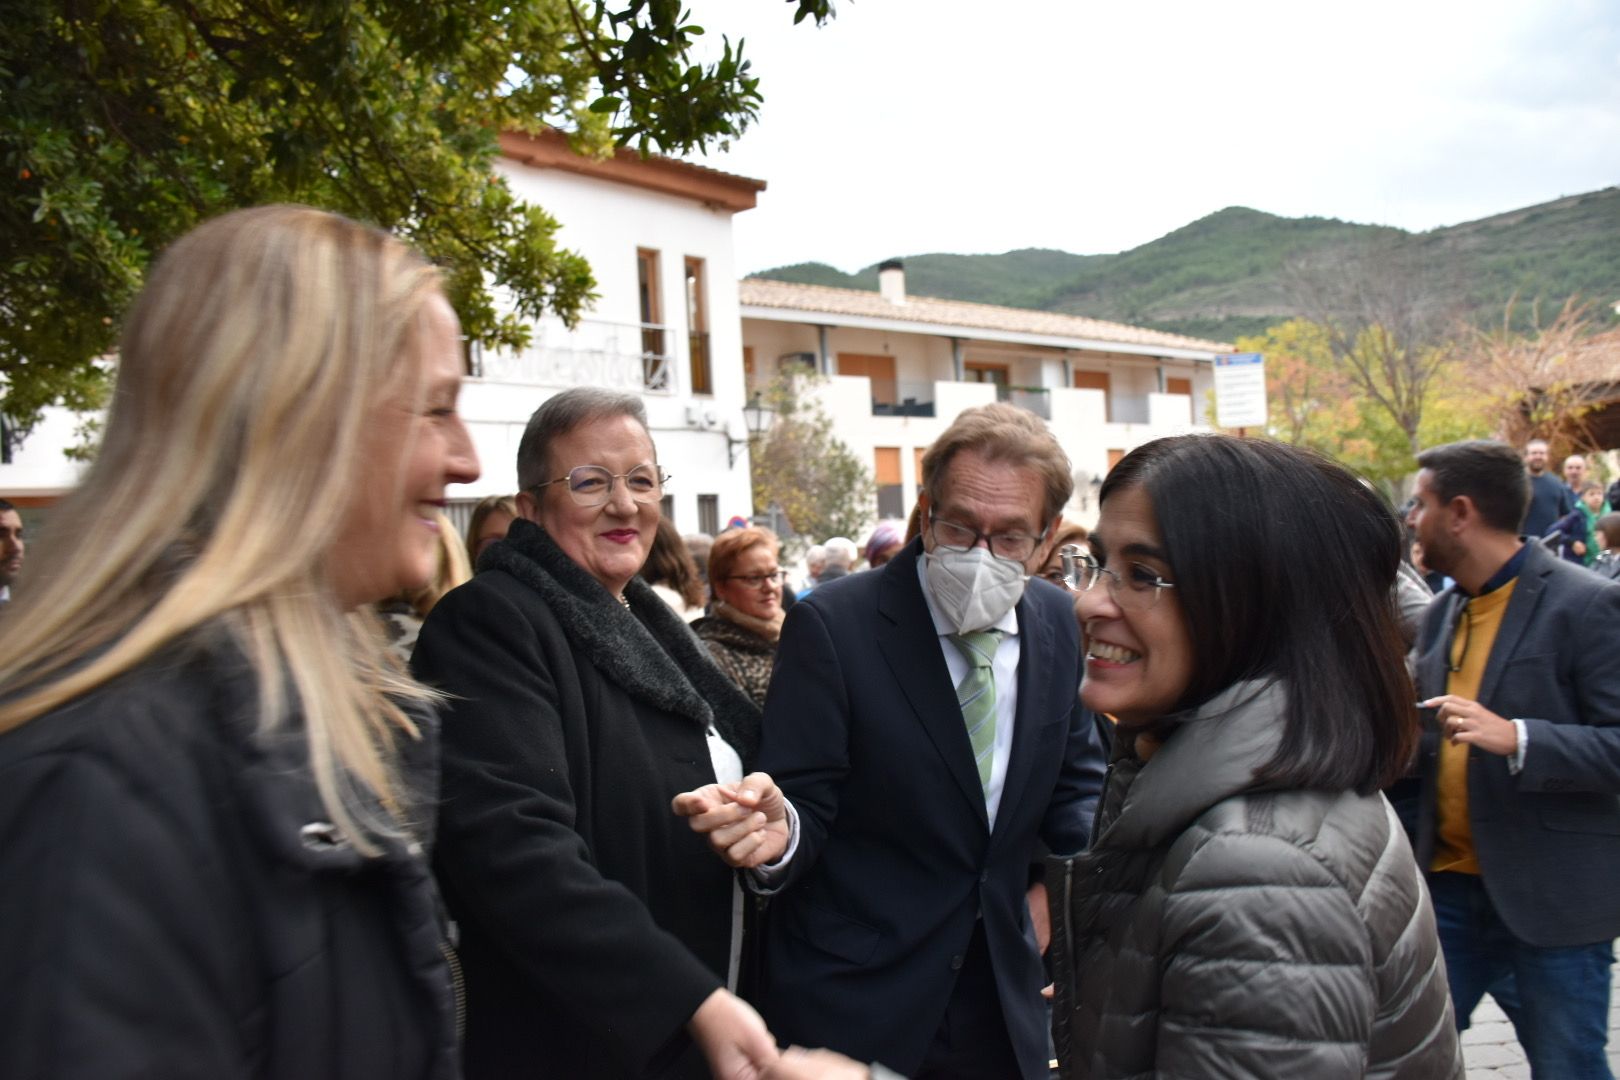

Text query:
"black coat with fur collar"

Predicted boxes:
[[412, 520, 761, 1079]]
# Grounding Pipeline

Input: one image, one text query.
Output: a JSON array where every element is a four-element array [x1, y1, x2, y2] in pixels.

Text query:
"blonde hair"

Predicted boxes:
[[402, 509, 474, 618], [0, 205, 444, 853]]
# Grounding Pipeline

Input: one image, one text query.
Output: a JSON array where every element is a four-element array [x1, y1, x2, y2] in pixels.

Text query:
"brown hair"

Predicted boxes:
[[708, 527, 780, 599], [465, 493, 519, 566], [641, 515, 704, 609], [920, 402, 1072, 525]]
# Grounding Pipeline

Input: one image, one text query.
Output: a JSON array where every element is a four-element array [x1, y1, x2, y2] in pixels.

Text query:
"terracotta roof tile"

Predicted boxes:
[[739, 277, 1232, 353]]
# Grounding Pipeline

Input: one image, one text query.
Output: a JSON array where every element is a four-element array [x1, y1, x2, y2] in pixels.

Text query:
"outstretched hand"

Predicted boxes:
[[672, 771, 791, 869], [688, 988, 780, 1080]]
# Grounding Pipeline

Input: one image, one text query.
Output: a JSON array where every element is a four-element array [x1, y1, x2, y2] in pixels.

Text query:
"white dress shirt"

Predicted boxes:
[[915, 555, 1022, 830], [754, 554, 1024, 885]]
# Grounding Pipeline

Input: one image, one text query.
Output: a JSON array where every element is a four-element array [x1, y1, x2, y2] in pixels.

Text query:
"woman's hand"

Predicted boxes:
[[688, 989, 780, 1080], [672, 771, 791, 868], [763, 1046, 871, 1079]]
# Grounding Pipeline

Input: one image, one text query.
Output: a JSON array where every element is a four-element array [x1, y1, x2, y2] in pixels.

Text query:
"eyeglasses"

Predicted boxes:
[[928, 512, 1044, 563], [1060, 545, 1176, 610], [726, 569, 786, 590], [531, 464, 670, 508]]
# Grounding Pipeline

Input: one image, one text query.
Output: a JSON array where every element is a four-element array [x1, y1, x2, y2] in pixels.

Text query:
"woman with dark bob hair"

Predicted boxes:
[[1050, 434, 1462, 1078]]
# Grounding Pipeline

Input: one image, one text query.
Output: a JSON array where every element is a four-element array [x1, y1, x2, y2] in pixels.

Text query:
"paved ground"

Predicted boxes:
[[1461, 959, 1620, 1078]]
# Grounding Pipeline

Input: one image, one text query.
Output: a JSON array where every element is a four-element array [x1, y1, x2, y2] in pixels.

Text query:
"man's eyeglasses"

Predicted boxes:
[[726, 569, 786, 590], [1059, 545, 1176, 610], [928, 512, 1044, 563], [531, 464, 670, 508]]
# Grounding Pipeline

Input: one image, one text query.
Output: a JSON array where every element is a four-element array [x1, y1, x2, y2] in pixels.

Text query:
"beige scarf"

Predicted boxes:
[[713, 599, 785, 643]]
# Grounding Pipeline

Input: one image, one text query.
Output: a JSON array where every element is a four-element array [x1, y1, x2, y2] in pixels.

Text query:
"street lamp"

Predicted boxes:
[[728, 391, 777, 468]]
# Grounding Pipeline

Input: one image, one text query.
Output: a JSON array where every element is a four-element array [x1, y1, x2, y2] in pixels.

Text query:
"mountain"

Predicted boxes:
[[753, 188, 1620, 341]]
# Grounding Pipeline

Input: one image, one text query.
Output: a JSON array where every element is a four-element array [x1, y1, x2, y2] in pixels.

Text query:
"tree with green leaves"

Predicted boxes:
[[1239, 316, 1490, 494], [2, 0, 832, 446], [750, 373, 876, 554]]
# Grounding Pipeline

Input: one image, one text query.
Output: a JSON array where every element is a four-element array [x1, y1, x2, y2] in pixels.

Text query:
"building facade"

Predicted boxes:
[[741, 263, 1229, 530]]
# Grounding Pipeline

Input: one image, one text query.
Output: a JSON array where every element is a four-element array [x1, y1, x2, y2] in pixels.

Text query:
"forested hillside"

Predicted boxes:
[[755, 187, 1620, 341]]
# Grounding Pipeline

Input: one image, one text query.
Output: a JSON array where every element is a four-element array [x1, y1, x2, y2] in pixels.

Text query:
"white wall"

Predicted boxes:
[[0, 406, 91, 498], [461, 161, 758, 532]]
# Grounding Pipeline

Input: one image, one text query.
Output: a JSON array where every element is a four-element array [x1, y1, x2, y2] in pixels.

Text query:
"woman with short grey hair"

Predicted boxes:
[[412, 387, 775, 1079]]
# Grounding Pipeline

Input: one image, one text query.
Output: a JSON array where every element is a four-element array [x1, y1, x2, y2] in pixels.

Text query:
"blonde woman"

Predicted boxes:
[[0, 205, 479, 1079]]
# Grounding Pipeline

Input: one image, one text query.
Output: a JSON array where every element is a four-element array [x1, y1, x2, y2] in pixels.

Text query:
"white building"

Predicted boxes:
[[3, 138, 1232, 541], [463, 130, 765, 534], [0, 131, 769, 540], [740, 262, 1230, 529]]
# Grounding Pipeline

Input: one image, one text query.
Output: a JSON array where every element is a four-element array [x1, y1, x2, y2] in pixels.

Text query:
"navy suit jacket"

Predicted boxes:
[[755, 539, 1105, 1077], [1411, 540, 1620, 947]]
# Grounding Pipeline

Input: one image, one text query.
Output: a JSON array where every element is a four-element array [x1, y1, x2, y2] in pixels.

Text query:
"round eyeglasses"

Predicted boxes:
[[1059, 544, 1176, 610], [928, 512, 1043, 563], [531, 464, 669, 508]]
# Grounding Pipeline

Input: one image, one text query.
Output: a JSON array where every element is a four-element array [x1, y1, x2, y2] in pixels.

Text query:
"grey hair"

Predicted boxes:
[[516, 388, 651, 490], [823, 536, 857, 568]]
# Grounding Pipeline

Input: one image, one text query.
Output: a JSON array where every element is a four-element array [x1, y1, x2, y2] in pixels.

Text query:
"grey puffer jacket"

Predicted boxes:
[[1050, 680, 1461, 1080]]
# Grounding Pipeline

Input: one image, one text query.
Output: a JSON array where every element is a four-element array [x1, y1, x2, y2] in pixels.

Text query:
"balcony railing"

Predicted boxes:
[[476, 317, 674, 394], [871, 378, 937, 418], [997, 384, 1052, 420]]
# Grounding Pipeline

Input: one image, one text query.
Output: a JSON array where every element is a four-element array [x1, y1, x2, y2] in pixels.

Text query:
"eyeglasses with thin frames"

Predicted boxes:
[[531, 464, 670, 508], [1059, 544, 1176, 610], [725, 569, 786, 590], [928, 512, 1044, 563]]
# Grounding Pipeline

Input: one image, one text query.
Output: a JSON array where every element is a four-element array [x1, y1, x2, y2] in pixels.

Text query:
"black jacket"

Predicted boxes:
[[412, 521, 762, 1079], [0, 639, 458, 1080], [755, 540, 1105, 1078]]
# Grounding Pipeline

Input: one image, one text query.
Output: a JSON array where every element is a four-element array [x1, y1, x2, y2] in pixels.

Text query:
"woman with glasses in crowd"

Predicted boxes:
[[410, 387, 775, 1079], [1048, 434, 1462, 1079], [0, 205, 479, 1078], [694, 527, 787, 708]]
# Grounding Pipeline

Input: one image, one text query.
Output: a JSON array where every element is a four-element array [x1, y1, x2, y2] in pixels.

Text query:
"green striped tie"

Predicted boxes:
[[949, 629, 1003, 797]]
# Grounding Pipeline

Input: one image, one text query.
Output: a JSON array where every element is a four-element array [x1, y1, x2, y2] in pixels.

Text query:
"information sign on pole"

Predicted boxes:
[[1213, 352, 1267, 430]]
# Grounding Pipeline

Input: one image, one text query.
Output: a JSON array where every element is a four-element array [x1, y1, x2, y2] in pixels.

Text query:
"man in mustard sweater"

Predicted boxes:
[[1406, 439, 1620, 1080]]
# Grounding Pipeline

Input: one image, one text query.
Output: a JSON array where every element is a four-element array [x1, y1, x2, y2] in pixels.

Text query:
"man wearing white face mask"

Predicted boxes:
[[675, 403, 1106, 1079]]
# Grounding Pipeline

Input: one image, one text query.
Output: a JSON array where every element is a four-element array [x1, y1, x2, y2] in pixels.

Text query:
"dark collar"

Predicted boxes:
[[1467, 543, 1528, 598], [483, 520, 761, 767]]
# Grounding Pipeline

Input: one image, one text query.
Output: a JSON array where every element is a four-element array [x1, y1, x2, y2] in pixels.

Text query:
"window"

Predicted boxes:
[[660, 494, 674, 521], [685, 257, 712, 396], [874, 447, 903, 520], [1074, 370, 1112, 422], [838, 353, 898, 406], [637, 248, 666, 390], [698, 494, 719, 536]]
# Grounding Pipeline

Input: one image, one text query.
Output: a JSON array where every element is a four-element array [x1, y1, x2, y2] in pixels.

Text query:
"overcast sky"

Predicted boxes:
[[682, 0, 1620, 275]]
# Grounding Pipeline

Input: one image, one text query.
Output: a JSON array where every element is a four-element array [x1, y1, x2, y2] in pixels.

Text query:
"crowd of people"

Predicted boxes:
[[0, 208, 1616, 1080]]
